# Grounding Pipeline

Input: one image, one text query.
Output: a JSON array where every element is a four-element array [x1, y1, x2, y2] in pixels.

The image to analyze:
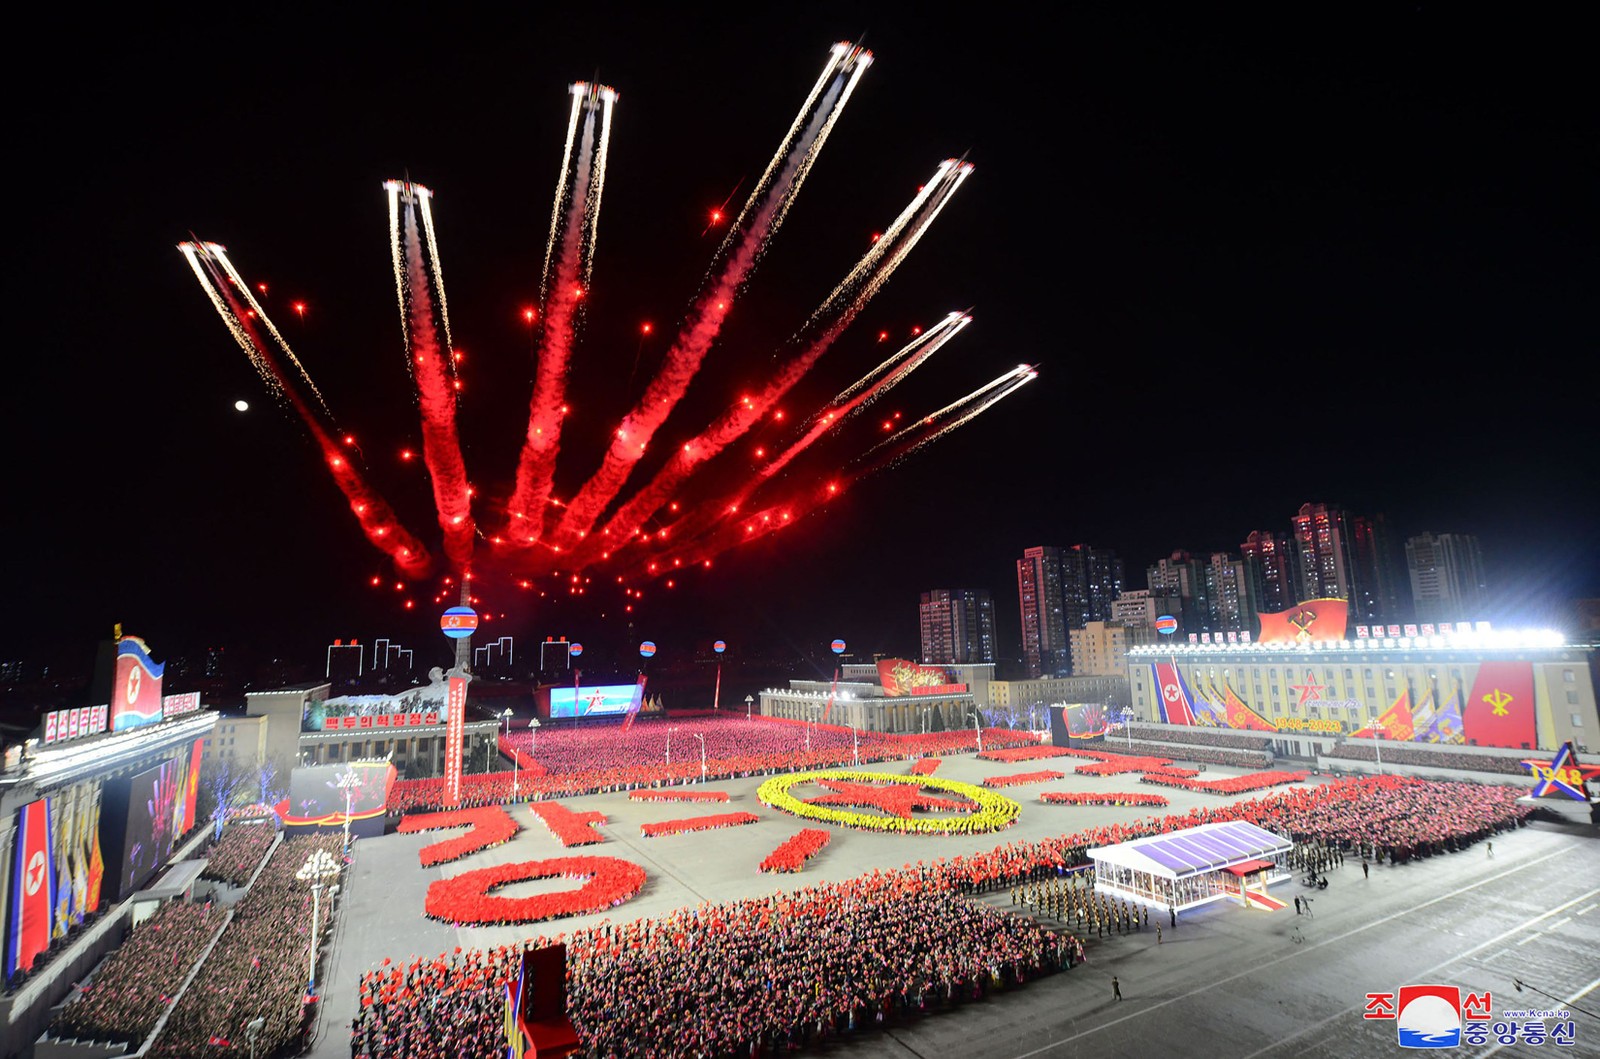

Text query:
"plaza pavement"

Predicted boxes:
[[305, 751, 1600, 1059]]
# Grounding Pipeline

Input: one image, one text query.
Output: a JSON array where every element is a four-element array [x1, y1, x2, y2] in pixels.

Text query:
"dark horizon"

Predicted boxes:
[[6, 9, 1597, 681]]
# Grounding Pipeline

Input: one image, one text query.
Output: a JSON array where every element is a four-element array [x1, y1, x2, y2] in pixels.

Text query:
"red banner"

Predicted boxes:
[[1150, 661, 1196, 726], [445, 677, 467, 806], [876, 659, 966, 697], [1221, 683, 1277, 732], [182, 737, 204, 833], [1464, 660, 1537, 749], [1256, 598, 1349, 645], [7, 798, 55, 977], [1353, 690, 1415, 741]]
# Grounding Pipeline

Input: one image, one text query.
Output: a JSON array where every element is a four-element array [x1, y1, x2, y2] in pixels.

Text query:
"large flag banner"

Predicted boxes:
[[1149, 662, 1196, 726], [1221, 683, 1277, 732], [1179, 669, 1225, 726], [620, 675, 648, 732], [1417, 686, 1466, 744], [86, 827, 104, 914], [7, 799, 56, 978], [445, 676, 467, 806], [183, 737, 204, 833], [111, 636, 166, 732], [1353, 689, 1415, 741], [1464, 661, 1537, 749], [1256, 598, 1349, 645]]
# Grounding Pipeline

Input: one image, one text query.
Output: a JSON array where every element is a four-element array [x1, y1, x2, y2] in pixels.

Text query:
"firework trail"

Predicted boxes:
[[507, 83, 615, 536], [388, 181, 476, 569], [858, 364, 1038, 469], [572, 162, 972, 562], [547, 42, 872, 550], [194, 243, 329, 414], [178, 241, 433, 576], [642, 364, 1037, 575]]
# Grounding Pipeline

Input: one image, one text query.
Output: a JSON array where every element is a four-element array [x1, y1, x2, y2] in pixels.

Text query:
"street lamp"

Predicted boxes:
[[851, 724, 859, 766], [1372, 716, 1385, 775], [336, 771, 362, 856], [666, 726, 677, 767], [693, 733, 706, 781], [745, 694, 754, 721], [970, 709, 983, 754], [1121, 707, 1133, 750], [246, 1016, 265, 1059], [295, 848, 341, 992]]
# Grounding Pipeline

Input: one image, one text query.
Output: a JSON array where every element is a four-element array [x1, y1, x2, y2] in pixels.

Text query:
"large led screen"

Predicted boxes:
[[280, 761, 396, 838], [550, 684, 644, 719], [117, 761, 181, 895]]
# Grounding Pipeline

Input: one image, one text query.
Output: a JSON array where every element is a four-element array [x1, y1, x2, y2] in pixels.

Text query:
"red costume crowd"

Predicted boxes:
[[389, 717, 1035, 811], [197, 821, 278, 888], [351, 774, 1527, 1056]]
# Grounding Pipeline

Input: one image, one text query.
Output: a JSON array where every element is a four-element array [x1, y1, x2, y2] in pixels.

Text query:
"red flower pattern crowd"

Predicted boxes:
[[391, 717, 1036, 810], [423, 856, 647, 926], [982, 770, 1066, 787], [1139, 769, 1310, 795], [355, 874, 1077, 1059], [641, 811, 760, 838], [1040, 791, 1169, 807], [397, 806, 520, 866], [759, 828, 831, 873]]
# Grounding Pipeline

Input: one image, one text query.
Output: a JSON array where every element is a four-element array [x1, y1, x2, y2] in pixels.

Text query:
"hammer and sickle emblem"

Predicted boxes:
[[1483, 688, 1513, 717]]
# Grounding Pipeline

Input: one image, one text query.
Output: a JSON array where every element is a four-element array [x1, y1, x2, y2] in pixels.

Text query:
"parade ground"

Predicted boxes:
[[309, 754, 1600, 1059]]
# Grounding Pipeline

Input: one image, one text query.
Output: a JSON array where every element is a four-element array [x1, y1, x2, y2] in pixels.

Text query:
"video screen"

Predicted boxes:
[[550, 684, 643, 719], [1065, 702, 1110, 740], [120, 761, 180, 894], [282, 761, 396, 838]]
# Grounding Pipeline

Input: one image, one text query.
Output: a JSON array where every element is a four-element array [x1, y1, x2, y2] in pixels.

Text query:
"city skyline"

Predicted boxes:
[[6, 10, 1596, 675]]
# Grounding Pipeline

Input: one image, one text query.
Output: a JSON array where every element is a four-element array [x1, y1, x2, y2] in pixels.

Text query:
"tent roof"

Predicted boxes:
[[1090, 821, 1292, 880]]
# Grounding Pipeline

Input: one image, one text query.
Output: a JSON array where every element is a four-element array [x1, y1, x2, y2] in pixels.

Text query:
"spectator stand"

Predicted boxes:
[[1321, 739, 1540, 784]]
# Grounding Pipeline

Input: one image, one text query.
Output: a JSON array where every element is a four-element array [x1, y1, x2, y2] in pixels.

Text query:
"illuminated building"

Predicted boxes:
[[1069, 620, 1159, 679], [1289, 502, 1403, 622], [919, 589, 996, 665], [1017, 547, 1069, 677], [1128, 629, 1597, 758], [1241, 530, 1294, 614], [1406, 532, 1488, 623]]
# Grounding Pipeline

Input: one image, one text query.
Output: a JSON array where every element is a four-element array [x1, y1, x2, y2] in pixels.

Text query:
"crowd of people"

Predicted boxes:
[[1105, 739, 1272, 769], [149, 834, 344, 1058], [198, 820, 278, 888], [354, 872, 1077, 1059], [1126, 725, 1273, 751], [1014, 869, 1148, 940], [49, 899, 224, 1046], [1326, 742, 1530, 776], [348, 770, 1531, 1056], [390, 717, 1035, 810]]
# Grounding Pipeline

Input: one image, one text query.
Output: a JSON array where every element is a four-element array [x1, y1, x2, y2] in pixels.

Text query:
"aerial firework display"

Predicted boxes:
[[179, 40, 1034, 613]]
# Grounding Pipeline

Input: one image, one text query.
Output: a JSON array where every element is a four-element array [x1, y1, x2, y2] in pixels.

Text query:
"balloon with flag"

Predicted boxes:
[[441, 606, 478, 640], [713, 640, 726, 654], [639, 641, 656, 659], [830, 639, 847, 654], [1155, 615, 1178, 635], [569, 643, 583, 658]]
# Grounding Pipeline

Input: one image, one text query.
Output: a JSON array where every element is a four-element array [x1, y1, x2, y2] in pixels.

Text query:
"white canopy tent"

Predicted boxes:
[[1090, 820, 1293, 911]]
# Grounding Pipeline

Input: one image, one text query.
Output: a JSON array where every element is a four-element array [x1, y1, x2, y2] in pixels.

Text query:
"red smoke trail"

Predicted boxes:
[[396, 191, 476, 570], [548, 52, 865, 550], [507, 104, 598, 535], [179, 242, 433, 577]]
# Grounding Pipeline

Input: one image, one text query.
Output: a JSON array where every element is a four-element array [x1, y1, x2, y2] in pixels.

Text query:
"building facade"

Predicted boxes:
[[919, 589, 997, 665], [1406, 532, 1488, 623], [1017, 547, 1070, 677]]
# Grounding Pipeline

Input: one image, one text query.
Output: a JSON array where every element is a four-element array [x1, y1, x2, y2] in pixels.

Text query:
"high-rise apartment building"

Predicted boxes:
[[1146, 551, 1211, 633], [1290, 502, 1401, 622], [1405, 532, 1488, 623], [1062, 545, 1125, 628], [919, 589, 997, 665], [1203, 552, 1254, 631], [1240, 530, 1294, 614], [1017, 547, 1070, 677]]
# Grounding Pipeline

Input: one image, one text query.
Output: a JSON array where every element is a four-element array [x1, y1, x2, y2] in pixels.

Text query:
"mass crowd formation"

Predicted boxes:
[[197, 821, 278, 887], [348, 768, 1530, 1056], [49, 899, 224, 1046], [1105, 739, 1272, 769], [389, 718, 1035, 810], [354, 872, 1077, 1059], [1014, 869, 1153, 940], [148, 834, 344, 1058], [1139, 768, 1310, 795], [1326, 742, 1530, 776]]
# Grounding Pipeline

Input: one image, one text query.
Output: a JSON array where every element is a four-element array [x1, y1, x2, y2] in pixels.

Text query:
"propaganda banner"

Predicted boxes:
[[1464, 661, 1536, 749]]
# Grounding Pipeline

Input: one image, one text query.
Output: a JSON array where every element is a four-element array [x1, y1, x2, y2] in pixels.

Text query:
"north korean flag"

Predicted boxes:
[[7, 798, 56, 978]]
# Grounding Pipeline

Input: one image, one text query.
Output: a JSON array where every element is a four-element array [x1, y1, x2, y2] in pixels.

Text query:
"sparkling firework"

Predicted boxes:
[[181, 41, 1035, 610]]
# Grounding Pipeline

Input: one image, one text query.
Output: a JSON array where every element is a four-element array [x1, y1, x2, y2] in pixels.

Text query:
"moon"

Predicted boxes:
[[234, 399, 249, 412]]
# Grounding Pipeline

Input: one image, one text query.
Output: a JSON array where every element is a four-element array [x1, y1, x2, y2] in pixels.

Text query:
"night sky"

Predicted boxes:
[[7, 8, 1596, 678]]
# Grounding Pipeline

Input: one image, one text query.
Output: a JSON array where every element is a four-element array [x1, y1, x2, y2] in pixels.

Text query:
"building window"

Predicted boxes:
[[1573, 713, 1585, 727], [1569, 691, 1580, 705], [1563, 670, 1576, 683]]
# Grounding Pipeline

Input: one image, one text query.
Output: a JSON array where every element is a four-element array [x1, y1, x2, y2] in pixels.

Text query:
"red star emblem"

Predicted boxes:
[[1290, 670, 1324, 707], [803, 779, 974, 820]]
